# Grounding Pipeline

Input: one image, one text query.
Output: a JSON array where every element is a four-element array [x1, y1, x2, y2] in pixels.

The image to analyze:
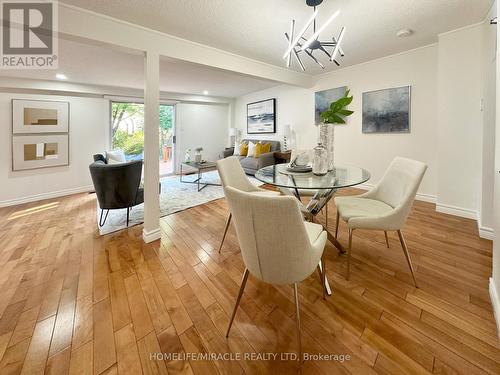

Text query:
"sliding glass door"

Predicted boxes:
[[111, 101, 175, 176], [159, 105, 175, 176]]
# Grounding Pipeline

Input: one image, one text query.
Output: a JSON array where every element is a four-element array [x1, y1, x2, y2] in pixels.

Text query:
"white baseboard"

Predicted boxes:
[[143, 227, 161, 243], [435, 203, 478, 220], [479, 225, 494, 240], [414, 192, 438, 204], [357, 183, 437, 203], [357, 185, 495, 239], [0, 185, 94, 207], [489, 278, 500, 339]]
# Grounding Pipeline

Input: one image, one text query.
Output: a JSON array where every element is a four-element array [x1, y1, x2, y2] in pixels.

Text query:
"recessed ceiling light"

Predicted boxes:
[[203, 90, 209, 95], [56, 73, 67, 80], [396, 29, 413, 38]]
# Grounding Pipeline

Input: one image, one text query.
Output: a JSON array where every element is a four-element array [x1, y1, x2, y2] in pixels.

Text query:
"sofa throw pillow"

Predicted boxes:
[[107, 158, 123, 165], [239, 143, 249, 156], [247, 141, 257, 157], [254, 142, 271, 158], [233, 142, 241, 156], [106, 149, 126, 164]]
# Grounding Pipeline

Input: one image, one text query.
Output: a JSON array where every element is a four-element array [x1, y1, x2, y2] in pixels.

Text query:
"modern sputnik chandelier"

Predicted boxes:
[[283, 0, 345, 71]]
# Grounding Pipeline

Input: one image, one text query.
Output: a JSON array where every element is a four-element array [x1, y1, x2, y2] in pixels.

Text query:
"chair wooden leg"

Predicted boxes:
[[397, 230, 418, 288], [346, 228, 353, 281], [325, 203, 328, 228], [321, 256, 326, 300], [226, 268, 249, 337], [384, 231, 390, 248], [316, 259, 327, 300], [293, 283, 302, 362], [335, 211, 340, 238], [219, 213, 232, 253]]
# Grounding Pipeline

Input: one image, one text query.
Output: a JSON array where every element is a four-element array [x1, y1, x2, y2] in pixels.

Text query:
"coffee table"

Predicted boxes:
[[180, 161, 221, 192]]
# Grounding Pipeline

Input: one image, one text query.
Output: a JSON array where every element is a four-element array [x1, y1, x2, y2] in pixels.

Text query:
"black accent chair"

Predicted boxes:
[[89, 154, 144, 227]]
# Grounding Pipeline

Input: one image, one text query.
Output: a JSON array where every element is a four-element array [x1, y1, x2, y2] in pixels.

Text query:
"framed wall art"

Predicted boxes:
[[12, 134, 69, 171], [362, 86, 411, 133], [315, 86, 347, 125], [247, 98, 276, 134], [12, 99, 69, 134], [12, 99, 70, 171]]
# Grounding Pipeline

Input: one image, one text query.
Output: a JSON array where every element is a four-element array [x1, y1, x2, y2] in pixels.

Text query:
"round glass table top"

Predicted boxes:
[[255, 163, 371, 190]]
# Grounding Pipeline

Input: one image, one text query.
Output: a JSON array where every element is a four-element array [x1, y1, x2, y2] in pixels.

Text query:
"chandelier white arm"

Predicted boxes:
[[331, 26, 345, 62], [285, 32, 306, 71], [282, 9, 318, 59], [301, 9, 340, 51], [286, 20, 295, 68]]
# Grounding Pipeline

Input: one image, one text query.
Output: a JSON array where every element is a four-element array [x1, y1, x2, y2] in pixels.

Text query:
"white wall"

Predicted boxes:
[[491, 0, 500, 333], [0, 93, 109, 206], [480, 4, 497, 236], [437, 25, 483, 218], [175, 102, 229, 173], [235, 45, 439, 200]]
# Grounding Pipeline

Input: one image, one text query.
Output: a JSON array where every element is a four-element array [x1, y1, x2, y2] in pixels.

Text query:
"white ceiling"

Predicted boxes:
[[0, 38, 279, 97], [59, 0, 494, 73]]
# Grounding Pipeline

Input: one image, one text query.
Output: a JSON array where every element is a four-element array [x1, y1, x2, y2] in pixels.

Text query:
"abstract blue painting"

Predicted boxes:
[[315, 86, 347, 125], [362, 86, 411, 133]]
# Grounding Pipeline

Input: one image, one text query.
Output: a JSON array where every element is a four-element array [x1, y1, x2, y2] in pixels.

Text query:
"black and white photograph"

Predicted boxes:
[[247, 98, 276, 134], [362, 86, 411, 133]]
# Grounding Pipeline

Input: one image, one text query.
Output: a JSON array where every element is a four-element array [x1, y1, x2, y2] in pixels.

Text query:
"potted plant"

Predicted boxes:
[[319, 89, 354, 170]]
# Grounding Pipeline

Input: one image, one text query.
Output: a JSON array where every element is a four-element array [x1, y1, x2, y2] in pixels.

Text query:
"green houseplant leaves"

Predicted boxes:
[[320, 89, 354, 124]]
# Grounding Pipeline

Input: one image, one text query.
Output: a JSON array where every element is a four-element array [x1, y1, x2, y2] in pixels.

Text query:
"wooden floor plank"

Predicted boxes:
[[20, 315, 56, 375], [69, 340, 93, 375], [93, 298, 116, 374], [124, 274, 155, 340], [115, 324, 143, 375]]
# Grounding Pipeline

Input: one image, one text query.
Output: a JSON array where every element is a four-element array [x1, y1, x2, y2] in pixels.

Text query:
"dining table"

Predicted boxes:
[[255, 163, 371, 295]]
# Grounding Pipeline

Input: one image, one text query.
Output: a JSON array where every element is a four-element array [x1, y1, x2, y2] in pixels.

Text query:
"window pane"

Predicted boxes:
[[111, 102, 144, 161]]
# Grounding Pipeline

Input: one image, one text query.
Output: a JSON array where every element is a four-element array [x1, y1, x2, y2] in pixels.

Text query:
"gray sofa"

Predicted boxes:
[[223, 139, 281, 175]]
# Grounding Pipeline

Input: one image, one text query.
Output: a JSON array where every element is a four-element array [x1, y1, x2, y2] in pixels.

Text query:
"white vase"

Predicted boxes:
[[194, 152, 202, 163], [319, 123, 335, 171]]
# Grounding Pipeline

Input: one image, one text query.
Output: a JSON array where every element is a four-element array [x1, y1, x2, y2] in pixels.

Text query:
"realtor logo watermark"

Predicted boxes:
[[1, 0, 58, 69]]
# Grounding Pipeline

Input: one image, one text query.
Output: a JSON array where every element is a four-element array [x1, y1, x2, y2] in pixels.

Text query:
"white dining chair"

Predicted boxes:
[[334, 157, 427, 287], [216, 156, 280, 253], [223, 186, 327, 358]]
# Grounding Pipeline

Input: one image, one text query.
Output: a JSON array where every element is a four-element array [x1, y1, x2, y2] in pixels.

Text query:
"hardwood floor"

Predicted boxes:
[[0, 188, 498, 374]]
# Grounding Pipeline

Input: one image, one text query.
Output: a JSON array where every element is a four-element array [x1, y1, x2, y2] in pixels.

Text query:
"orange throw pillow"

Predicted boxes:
[[239, 143, 249, 156], [254, 142, 271, 158]]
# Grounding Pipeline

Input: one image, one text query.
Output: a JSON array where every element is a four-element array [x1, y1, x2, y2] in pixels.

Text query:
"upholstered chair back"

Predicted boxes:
[[224, 186, 324, 285], [89, 160, 143, 210], [217, 156, 258, 192], [365, 157, 427, 225]]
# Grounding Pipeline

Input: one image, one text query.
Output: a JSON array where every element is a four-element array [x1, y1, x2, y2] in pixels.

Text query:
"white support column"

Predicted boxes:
[[142, 50, 161, 243]]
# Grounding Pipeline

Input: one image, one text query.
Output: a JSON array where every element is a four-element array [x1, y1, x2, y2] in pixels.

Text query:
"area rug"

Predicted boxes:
[[96, 170, 263, 235]]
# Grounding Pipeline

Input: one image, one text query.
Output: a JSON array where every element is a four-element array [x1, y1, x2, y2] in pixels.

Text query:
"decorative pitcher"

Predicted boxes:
[[313, 143, 328, 176]]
